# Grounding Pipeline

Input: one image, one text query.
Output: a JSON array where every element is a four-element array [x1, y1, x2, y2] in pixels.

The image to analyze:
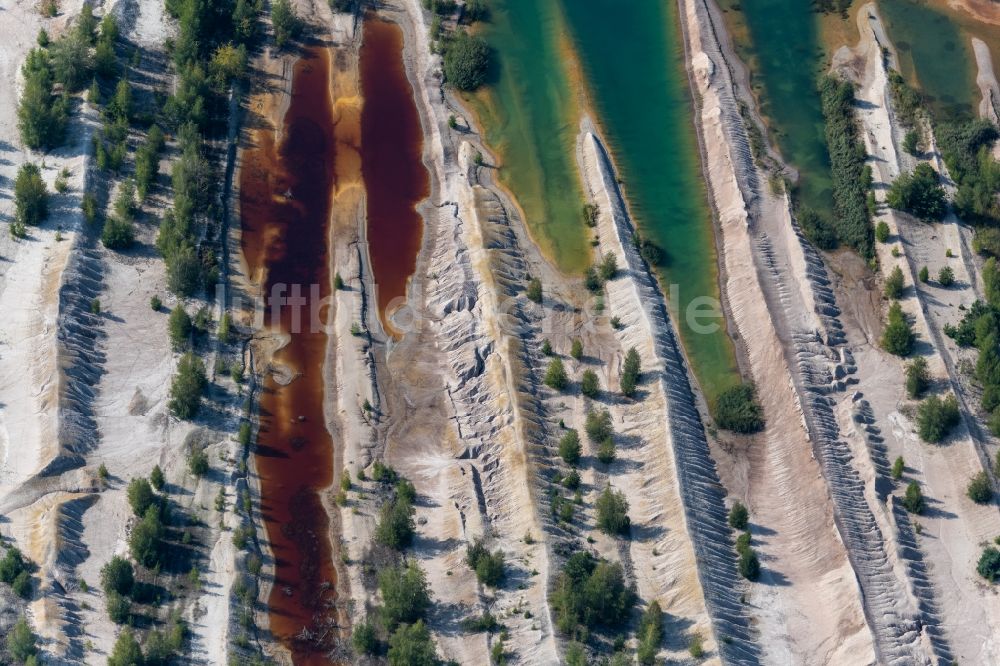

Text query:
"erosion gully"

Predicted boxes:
[[239, 17, 426, 664]]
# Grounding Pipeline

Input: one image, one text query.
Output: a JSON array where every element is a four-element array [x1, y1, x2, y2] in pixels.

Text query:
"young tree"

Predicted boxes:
[[596, 486, 630, 535], [129, 505, 164, 568], [100, 556, 135, 596], [18, 49, 69, 150], [738, 547, 761, 581], [585, 409, 613, 442], [375, 496, 415, 551], [6, 618, 38, 663], [978, 546, 1000, 582], [916, 393, 960, 443], [905, 356, 930, 399], [443, 31, 491, 91], [107, 630, 144, 666], [102, 216, 136, 250], [544, 357, 567, 390], [570, 338, 583, 360], [884, 265, 904, 299], [150, 464, 165, 490], [938, 265, 955, 287], [891, 456, 905, 480], [168, 352, 207, 419], [887, 162, 947, 221], [387, 620, 439, 666], [14, 163, 49, 228], [637, 600, 664, 665], [621, 347, 641, 398], [875, 221, 890, 243], [902, 481, 925, 514], [379, 562, 432, 630], [580, 369, 600, 399], [271, 0, 302, 48], [728, 501, 749, 530], [558, 430, 581, 466], [967, 471, 993, 504], [599, 253, 618, 281], [127, 478, 156, 516], [352, 620, 379, 656], [466, 539, 505, 587], [713, 383, 764, 433], [919, 265, 929, 283], [526, 277, 542, 303], [882, 301, 915, 356]]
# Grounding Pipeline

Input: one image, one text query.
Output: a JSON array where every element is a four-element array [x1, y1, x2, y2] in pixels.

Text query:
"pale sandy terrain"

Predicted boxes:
[[831, 5, 1000, 663], [946, 0, 1000, 25]]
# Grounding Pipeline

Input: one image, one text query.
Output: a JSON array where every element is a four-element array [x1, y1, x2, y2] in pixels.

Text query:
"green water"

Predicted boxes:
[[877, 0, 977, 120], [733, 0, 834, 213], [560, 0, 739, 399], [469, 0, 590, 272]]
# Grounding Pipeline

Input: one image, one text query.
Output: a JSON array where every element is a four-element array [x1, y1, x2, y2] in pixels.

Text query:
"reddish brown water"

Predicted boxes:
[[239, 47, 340, 663], [360, 19, 429, 332]]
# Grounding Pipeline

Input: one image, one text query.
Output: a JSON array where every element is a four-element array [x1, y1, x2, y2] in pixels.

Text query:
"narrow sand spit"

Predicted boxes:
[[832, 6, 1000, 662], [676, 0, 996, 662], [679, 0, 881, 662], [577, 125, 755, 665], [972, 37, 1000, 161]]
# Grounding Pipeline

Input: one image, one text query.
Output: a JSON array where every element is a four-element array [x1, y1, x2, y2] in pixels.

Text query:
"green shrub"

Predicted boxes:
[[188, 445, 209, 476], [905, 357, 930, 398], [6, 618, 38, 663], [544, 357, 567, 390], [596, 486, 630, 535], [599, 253, 618, 281], [713, 383, 764, 433], [388, 620, 439, 666], [443, 31, 491, 91], [884, 265, 904, 299], [106, 590, 131, 624], [14, 163, 49, 228], [379, 562, 432, 630], [558, 430, 581, 465], [891, 456, 905, 480], [585, 409, 613, 442], [352, 620, 379, 655], [887, 163, 947, 221], [18, 49, 69, 150], [127, 478, 156, 517], [0, 547, 28, 586], [967, 471, 993, 504], [919, 265, 929, 283], [978, 546, 1000, 582], [526, 277, 542, 303], [541, 339, 553, 356], [129, 505, 164, 568], [902, 481, 925, 514], [271, 0, 302, 47], [596, 437, 615, 464], [150, 464, 165, 490], [375, 496, 415, 550], [637, 600, 664, 665], [102, 216, 136, 250], [107, 630, 144, 666], [466, 540, 505, 587], [903, 129, 920, 155], [551, 552, 633, 639], [938, 265, 955, 287], [738, 548, 760, 580], [882, 301, 915, 356], [11, 570, 31, 600], [916, 394, 960, 443], [875, 221, 890, 243], [580, 370, 600, 399], [169, 352, 207, 419], [728, 501, 749, 530]]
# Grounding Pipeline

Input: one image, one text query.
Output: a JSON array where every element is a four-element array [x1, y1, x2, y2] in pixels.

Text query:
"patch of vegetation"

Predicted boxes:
[[892, 456, 905, 480], [595, 486, 630, 536], [938, 119, 1000, 226], [388, 620, 439, 666], [6, 618, 38, 664], [580, 370, 601, 399], [466, 539, 505, 587], [916, 393, 960, 443], [887, 163, 947, 221], [905, 357, 930, 399], [526, 277, 542, 303], [979, 546, 1000, 582], [544, 357, 568, 391], [728, 501, 749, 530], [902, 481, 925, 514], [442, 31, 491, 91], [558, 429, 581, 466], [271, 0, 302, 48], [881, 301, 915, 356], [818, 75, 874, 258], [168, 352, 207, 419], [379, 561, 432, 631], [620, 347, 640, 398], [375, 484, 416, 551], [637, 600, 664, 665], [551, 551, 634, 641], [17, 48, 69, 150], [967, 471, 993, 504], [713, 383, 764, 433], [884, 265, 904, 299], [13, 164, 49, 233]]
